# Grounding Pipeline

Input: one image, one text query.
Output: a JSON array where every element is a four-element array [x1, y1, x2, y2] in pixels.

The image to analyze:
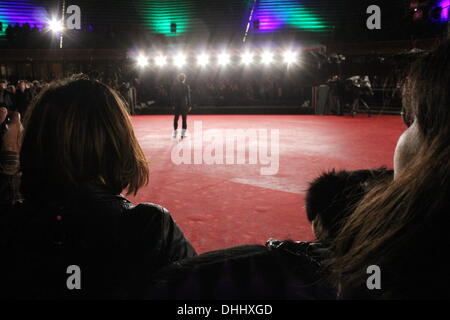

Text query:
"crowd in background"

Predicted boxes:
[[0, 79, 48, 116], [192, 77, 308, 107], [134, 71, 312, 111], [0, 71, 399, 117]]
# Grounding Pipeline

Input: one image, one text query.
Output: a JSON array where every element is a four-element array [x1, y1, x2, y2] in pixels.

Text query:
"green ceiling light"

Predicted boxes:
[[140, 0, 195, 36], [0, 20, 5, 37], [286, 8, 329, 31]]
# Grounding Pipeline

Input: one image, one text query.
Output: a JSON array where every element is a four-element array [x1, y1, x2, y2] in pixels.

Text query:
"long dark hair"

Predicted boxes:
[[20, 77, 149, 202], [325, 40, 450, 299]]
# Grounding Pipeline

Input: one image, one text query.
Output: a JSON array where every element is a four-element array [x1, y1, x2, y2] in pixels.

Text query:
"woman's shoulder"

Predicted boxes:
[[121, 202, 183, 241], [121, 201, 197, 263], [124, 202, 172, 221], [118, 201, 174, 227]]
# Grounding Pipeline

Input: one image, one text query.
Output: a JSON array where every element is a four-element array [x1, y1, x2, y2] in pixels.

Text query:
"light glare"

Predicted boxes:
[[261, 51, 273, 64], [241, 52, 253, 65], [48, 18, 63, 33], [174, 53, 186, 67], [197, 53, 209, 66], [218, 53, 230, 66], [283, 51, 297, 64], [155, 55, 167, 66], [137, 55, 149, 68]]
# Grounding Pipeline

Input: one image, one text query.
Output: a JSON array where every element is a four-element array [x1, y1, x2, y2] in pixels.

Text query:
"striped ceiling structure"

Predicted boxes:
[[249, 0, 331, 33], [0, 0, 438, 41], [0, 0, 49, 35], [0, 0, 353, 37], [135, 0, 249, 37]]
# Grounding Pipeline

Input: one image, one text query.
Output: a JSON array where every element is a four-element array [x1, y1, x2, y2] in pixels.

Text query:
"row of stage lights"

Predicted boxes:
[[135, 50, 300, 68], [45, 17, 302, 68]]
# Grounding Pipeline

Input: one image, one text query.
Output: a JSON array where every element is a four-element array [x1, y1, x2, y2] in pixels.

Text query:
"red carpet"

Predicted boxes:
[[128, 115, 405, 253]]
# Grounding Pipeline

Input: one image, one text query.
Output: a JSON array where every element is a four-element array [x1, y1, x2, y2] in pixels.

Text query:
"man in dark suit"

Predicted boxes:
[[171, 73, 191, 139]]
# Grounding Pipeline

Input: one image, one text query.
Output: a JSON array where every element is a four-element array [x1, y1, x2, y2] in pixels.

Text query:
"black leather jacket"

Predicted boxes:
[[0, 181, 196, 299], [149, 240, 334, 300]]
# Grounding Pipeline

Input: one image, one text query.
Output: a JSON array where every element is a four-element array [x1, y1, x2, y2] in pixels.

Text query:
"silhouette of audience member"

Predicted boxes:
[[0, 77, 196, 299]]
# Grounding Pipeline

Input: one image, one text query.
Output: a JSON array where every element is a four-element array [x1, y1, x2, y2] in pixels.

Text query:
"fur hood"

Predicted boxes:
[[305, 168, 393, 240]]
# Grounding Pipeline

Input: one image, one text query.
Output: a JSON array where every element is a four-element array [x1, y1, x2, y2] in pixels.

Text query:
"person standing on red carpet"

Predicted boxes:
[[171, 73, 191, 139]]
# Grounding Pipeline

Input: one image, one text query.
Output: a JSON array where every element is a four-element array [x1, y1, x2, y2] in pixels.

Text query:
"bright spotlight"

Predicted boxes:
[[218, 53, 230, 66], [137, 55, 149, 68], [174, 53, 186, 67], [283, 50, 297, 64], [197, 53, 209, 66], [155, 55, 167, 67], [241, 52, 253, 65], [261, 51, 273, 64], [48, 18, 63, 33]]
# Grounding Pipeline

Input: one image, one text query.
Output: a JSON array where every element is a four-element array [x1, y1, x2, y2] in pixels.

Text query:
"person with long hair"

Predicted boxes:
[[0, 77, 196, 299], [326, 40, 450, 299]]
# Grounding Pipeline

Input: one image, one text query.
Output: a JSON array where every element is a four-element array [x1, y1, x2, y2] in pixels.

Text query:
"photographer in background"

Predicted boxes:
[[348, 75, 373, 116]]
